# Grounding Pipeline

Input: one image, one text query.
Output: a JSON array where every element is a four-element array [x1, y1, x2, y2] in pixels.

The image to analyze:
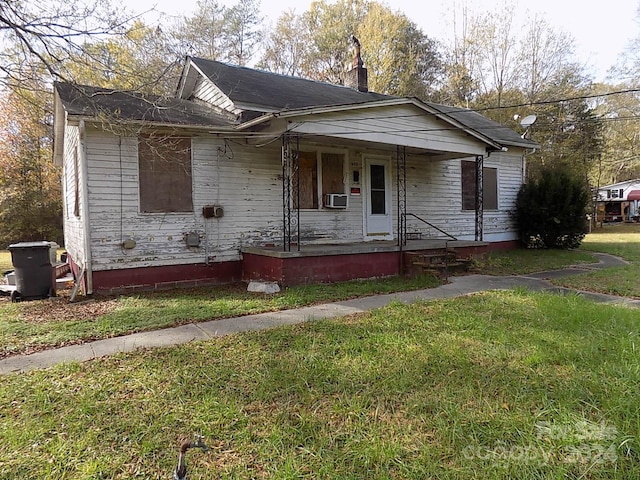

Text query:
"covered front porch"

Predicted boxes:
[[241, 239, 491, 286], [236, 97, 529, 287]]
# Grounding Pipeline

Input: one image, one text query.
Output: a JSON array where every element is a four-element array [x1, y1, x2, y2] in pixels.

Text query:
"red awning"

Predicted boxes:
[[628, 190, 640, 201]]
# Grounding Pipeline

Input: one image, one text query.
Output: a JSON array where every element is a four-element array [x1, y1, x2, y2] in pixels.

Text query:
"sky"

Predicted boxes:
[[133, 0, 640, 82]]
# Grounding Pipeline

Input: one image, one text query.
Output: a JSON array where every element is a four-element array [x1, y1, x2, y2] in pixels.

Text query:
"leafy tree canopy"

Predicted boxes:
[[0, 89, 62, 247], [258, 0, 443, 98]]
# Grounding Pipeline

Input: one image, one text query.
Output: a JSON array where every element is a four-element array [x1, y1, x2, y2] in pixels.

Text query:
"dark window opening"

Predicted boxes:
[[461, 160, 498, 211], [370, 164, 386, 214]]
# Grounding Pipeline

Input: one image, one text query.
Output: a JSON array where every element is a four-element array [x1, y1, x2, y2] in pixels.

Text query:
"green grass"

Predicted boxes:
[[0, 242, 617, 357], [552, 264, 640, 298], [580, 223, 640, 262], [472, 248, 597, 275], [548, 223, 640, 298], [0, 250, 11, 273], [1, 290, 639, 479], [0, 274, 441, 357]]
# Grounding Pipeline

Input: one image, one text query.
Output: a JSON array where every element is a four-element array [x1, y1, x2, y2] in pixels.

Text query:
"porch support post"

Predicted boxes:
[[475, 154, 484, 241], [282, 134, 300, 252], [397, 145, 407, 247]]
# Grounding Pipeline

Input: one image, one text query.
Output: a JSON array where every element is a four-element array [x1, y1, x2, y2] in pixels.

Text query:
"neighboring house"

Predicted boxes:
[[53, 55, 538, 294], [595, 179, 640, 222]]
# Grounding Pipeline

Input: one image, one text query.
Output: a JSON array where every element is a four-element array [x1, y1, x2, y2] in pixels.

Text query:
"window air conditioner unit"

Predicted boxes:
[[325, 193, 348, 209]]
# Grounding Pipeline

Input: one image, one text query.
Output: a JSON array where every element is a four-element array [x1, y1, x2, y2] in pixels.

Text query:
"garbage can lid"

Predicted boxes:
[[8, 241, 52, 250]]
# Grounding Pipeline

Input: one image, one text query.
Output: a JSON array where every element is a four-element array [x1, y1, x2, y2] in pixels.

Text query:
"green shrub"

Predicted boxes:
[[516, 164, 589, 249]]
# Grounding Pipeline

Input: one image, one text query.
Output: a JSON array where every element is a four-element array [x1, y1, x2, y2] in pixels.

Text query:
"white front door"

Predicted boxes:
[[364, 157, 393, 240]]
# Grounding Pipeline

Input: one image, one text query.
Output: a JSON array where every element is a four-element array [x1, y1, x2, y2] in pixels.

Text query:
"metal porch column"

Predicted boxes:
[[397, 145, 407, 247], [282, 134, 300, 251], [475, 154, 484, 241]]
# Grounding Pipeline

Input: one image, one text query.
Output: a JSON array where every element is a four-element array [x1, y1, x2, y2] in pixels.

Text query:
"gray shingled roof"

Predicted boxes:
[[426, 102, 537, 149], [189, 57, 392, 111], [189, 57, 537, 149], [55, 82, 234, 128]]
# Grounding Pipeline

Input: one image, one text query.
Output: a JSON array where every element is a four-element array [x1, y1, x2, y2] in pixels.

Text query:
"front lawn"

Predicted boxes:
[[0, 274, 441, 358], [550, 223, 640, 298], [581, 223, 640, 262], [1, 290, 638, 479], [471, 248, 596, 276], [0, 244, 611, 358]]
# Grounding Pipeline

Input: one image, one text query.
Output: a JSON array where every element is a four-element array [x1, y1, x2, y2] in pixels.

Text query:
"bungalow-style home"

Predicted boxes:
[[595, 179, 640, 223], [53, 53, 538, 294]]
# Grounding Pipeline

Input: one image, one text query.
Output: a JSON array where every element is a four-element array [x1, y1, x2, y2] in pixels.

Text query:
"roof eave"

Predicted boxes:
[[65, 113, 237, 133]]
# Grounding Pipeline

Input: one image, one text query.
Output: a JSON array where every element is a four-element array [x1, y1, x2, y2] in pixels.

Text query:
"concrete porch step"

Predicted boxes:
[[409, 252, 458, 265]]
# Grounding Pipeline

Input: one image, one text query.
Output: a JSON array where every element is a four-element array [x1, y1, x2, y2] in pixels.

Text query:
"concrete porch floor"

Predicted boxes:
[[241, 239, 489, 259]]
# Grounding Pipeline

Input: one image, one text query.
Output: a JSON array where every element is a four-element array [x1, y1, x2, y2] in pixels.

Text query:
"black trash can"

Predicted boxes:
[[8, 241, 55, 302]]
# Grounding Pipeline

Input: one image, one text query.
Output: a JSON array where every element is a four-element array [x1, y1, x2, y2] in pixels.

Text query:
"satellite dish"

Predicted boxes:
[[520, 114, 537, 128]]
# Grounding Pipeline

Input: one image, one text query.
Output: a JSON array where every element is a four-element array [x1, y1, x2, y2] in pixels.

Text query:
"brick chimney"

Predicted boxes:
[[345, 35, 368, 93]]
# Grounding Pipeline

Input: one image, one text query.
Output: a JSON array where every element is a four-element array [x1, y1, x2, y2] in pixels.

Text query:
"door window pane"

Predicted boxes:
[[370, 164, 386, 214]]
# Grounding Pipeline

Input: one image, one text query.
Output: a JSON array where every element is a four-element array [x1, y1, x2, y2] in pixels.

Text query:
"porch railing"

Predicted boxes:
[[402, 213, 458, 281], [404, 213, 457, 242]]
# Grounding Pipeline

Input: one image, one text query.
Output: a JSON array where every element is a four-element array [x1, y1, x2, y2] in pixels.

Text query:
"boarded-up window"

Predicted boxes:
[[461, 160, 498, 210], [295, 151, 318, 209], [321, 153, 345, 206], [138, 135, 193, 213], [293, 151, 345, 209]]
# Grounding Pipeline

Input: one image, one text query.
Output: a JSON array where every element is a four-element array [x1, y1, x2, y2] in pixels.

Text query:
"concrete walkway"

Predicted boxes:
[[1, 253, 637, 375]]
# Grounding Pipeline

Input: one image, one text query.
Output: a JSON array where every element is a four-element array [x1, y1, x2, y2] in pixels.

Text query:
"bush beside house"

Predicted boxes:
[[516, 165, 590, 249]]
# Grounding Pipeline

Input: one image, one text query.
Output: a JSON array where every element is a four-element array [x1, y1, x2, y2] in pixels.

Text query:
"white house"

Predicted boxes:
[[595, 179, 640, 222], [52, 55, 538, 294]]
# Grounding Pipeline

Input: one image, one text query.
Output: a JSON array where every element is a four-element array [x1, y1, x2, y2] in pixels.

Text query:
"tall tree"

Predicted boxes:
[[440, 4, 603, 180], [596, 6, 640, 184], [437, 3, 480, 107], [357, 2, 442, 97], [470, 6, 520, 122], [0, 89, 62, 246], [592, 87, 640, 185], [0, 0, 135, 89], [259, 0, 443, 97], [222, 0, 263, 66], [299, 0, 368, 84], [64, 21, 180, 93], [170, 0, 229, 61], [517, 15, 581, 104], [256, 10, 307, 76], [171, 0, 263, 66]]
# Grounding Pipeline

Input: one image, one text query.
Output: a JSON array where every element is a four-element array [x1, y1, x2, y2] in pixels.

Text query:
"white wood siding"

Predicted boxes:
[[402, 151, 524, 241], [61, 125, 85, 262], [191, 77, 241, 116], [83, 128, 285, 271], [79, 126, 524, 272]]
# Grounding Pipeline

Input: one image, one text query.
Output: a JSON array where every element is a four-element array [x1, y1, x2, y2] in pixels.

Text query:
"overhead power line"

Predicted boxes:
[[470, 88, 640, 113]]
